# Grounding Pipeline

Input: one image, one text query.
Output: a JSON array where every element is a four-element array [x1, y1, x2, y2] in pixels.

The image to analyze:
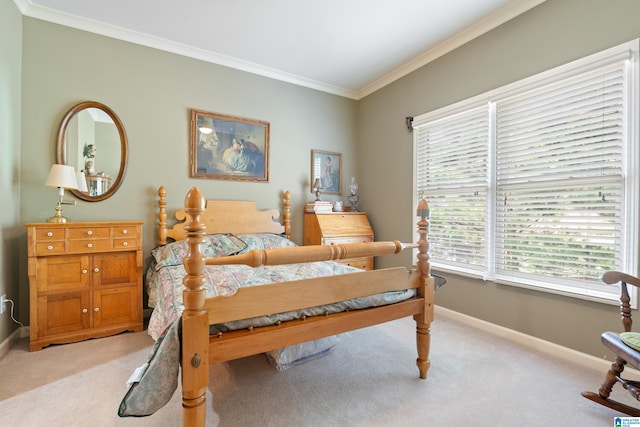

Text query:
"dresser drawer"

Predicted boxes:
[[113, 226, 138, 238], [113, 238, 139, 250], [68, 227, 111, 240], [68, 239, 112, 253], [35, 241, 66, 256], [322, 236, 373, 245], [35, 228, 66, 241]]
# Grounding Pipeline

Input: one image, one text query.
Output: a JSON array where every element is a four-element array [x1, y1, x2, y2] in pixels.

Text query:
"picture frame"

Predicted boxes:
[[311, 150, 342, 195], [190, 109, 269, 182]]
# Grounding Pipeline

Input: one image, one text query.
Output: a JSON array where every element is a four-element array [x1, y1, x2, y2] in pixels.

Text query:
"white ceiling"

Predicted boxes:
[[15, 0, 545, 99]]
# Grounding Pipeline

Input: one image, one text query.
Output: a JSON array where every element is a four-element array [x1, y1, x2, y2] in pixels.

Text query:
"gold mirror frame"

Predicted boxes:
[[56, 101, 128, 202]]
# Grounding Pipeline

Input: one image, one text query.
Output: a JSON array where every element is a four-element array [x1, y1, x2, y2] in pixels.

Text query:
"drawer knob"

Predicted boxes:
[[87, 243, 93, 248], [94, 307, 100, 312], [94, 268, 100, 273], [47, 245, 53, 251], [122, 229, 128, 234], [122, 241, 128, 247], [87, 230, 93, 235], [82, 308, 88, 313], [47, 232, 53, 237], [82, 269, 88, 274]]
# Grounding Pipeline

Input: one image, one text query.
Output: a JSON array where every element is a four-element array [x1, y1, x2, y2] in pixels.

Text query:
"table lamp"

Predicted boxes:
[[313, 178, 323, 201], [45, 164, 78, 223]]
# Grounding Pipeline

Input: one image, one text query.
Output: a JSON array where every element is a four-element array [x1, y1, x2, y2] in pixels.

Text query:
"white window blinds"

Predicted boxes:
[[415, 106, 489, 275], [494, 66, 625, 296], [413, 39, 638, 302]]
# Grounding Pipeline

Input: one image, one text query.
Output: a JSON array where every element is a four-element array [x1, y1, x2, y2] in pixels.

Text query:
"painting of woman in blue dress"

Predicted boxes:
[[311, 150, 342, 194]]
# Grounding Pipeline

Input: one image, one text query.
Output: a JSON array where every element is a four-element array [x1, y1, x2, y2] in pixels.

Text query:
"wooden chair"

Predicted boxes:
[[582, 271, 640, 416]]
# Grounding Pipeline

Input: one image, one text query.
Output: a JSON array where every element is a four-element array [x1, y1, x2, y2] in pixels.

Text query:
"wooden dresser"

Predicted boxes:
[[303, 212, 374, 270], [25, 221, 143, 351]]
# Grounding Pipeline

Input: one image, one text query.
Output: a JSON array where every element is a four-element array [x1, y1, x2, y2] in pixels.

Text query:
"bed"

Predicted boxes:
[[147, 185, 434, 427]]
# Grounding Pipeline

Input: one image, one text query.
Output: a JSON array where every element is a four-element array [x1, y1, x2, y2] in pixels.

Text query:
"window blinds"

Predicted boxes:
[[415, 106, 489, 273], [494, 65, 626, 294], [413, 40, 637, 301]]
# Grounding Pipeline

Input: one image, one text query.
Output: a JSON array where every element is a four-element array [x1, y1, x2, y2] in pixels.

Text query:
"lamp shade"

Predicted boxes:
[[76, 171, 88, 192], [313, 178, 322, 190], [45, 164, 78, 190]]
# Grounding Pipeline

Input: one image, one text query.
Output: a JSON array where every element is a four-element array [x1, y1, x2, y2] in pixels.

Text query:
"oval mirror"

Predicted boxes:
[[56, 101, 128, 202]]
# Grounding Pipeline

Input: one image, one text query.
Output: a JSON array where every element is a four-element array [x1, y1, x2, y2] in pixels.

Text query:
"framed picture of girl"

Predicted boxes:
[[311, 150, 342, 195]]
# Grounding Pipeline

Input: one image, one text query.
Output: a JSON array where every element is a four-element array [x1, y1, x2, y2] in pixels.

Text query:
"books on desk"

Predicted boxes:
[[305, 201, 333, 213]]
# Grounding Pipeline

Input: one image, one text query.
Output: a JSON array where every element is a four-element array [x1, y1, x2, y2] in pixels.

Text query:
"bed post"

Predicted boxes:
[[414, 198, 433, 379], [158, 186, 168, 245], [182, 187, 210, 427], [283, 191, 291, 238]]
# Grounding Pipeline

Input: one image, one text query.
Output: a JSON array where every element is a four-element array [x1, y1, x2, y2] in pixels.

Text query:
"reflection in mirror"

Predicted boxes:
[[57, 101, 128, 202]]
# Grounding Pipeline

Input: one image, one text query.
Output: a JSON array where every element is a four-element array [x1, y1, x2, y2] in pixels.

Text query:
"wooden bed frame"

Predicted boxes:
[[156, 186, 434, 427]]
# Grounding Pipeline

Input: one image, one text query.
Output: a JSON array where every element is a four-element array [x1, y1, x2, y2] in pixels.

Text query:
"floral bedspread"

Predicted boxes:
[[146, 260, 415, 340]]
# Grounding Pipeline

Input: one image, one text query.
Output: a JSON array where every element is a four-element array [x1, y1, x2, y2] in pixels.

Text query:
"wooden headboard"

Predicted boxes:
[[156, 186, 291, 245]]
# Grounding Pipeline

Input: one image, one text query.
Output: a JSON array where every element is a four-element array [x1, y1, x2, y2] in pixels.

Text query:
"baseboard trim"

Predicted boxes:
[[435, 305, 639, 378], [0, 327, 28, 360]]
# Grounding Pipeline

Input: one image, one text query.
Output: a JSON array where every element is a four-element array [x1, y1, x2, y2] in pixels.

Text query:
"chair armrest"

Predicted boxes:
[[602, 271, 640, 288], [602, 271, 639, 333]]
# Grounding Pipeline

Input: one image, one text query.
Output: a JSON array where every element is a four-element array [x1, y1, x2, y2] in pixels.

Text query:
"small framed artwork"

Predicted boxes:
[[311, 150, 342, 195], [190, 109, 270, 182]]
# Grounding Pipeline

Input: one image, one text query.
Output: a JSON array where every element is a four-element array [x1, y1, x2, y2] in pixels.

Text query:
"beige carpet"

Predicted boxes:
[[0, 315, 635, 426]]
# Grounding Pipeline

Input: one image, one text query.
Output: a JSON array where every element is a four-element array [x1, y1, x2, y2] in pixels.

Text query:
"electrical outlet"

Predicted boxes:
[[0, 294, 6, 314]]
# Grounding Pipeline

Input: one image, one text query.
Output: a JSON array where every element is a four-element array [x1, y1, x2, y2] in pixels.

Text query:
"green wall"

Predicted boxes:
[[17, 18, 358, 334], [358, 0, 640, 357], [0, 0, 22, 344]]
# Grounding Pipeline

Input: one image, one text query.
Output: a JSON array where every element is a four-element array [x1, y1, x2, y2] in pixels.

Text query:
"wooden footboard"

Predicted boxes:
[[179, 187, 433, 427]]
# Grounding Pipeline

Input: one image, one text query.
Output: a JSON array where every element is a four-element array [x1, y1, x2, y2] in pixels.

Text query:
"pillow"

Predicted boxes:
[[236, 233, 297, 252], [118, 320, 180, 417], [265, 335, 340, 371], [621, 332, 640, 351], [151, 233, 246, 269]]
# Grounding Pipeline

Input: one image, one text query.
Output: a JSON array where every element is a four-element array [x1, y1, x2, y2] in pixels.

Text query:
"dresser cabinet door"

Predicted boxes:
[[37, 291, 90, 337], [92, 252, 139, 327], [37, 255, 90, 292], [93, 287, 139, 328], [92, 252, 137, 287]]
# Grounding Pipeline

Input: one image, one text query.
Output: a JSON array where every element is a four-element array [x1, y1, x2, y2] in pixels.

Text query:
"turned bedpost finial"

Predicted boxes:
[[158, 186, 168, 245], [183, 187, 207, 312], [416, 198, 430, 277], [283, 190, 291, 238]]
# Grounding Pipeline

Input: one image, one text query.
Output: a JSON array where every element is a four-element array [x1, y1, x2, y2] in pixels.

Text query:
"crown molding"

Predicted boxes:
[[17, 0, 359, 99], [16, 0, 545, 101], [11, 0, 28, 14]]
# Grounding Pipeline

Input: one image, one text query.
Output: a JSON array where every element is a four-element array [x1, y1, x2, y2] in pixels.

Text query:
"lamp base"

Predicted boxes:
[[348, 194, 359, 212], [47, 215, 68, 223], [47, 204, 68, 223]]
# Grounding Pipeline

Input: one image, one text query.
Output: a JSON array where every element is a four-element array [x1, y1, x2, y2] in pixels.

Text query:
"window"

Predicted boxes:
[[413, 40, 639, 303]]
